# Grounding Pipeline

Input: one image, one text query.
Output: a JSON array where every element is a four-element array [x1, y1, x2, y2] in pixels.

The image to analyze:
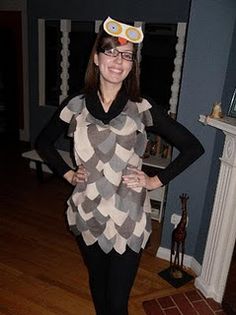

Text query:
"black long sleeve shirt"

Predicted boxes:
[[35, 94, 204, 186]]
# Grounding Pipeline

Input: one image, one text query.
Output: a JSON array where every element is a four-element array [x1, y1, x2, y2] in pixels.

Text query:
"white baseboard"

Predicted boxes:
[[156, 246, 202, 276], [194, 276, 222, 303]]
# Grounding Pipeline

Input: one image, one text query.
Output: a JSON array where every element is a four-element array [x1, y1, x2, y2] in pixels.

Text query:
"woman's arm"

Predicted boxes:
[[35, 104, 72, 178], [35, 96, 89, 185], [147, 103, 205, 186], [123, 100, 204, 190]]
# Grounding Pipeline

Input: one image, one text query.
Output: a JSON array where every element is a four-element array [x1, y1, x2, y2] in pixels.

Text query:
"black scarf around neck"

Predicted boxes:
[[85, 88, 128, 124]]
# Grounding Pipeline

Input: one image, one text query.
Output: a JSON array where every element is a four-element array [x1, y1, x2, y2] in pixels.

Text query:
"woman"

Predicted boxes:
[[36, 17, 204, 315]]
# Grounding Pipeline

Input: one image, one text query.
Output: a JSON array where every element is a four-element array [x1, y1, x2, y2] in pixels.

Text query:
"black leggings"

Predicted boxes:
[[76, 235, 142, 315]]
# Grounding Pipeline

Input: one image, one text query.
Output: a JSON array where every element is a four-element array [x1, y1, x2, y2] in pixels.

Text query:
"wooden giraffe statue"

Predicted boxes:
[[170, 193, 189, 278]]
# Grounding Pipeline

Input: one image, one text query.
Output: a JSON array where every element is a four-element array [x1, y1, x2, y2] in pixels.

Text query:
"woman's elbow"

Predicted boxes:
[[192, 140, 205, 160], [35, 134, 43, 151], [34, 132, 50, 154]]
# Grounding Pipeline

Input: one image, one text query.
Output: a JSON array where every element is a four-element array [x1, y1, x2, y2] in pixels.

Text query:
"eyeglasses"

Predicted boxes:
[[99, 48, 136, 62]]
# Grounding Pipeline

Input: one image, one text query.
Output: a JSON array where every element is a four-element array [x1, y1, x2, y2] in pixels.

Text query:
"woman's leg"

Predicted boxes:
[[107, 247, 142, 315], [77, 235, 142, 315], [76, 235, 109, 315]]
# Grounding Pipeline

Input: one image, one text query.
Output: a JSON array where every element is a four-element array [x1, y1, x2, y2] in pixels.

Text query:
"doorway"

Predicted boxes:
[[0, 11, 23, 141]]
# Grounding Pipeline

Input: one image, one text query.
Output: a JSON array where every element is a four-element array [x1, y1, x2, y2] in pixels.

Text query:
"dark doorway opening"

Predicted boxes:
[[0, 11, 23, 141], [140, 23, 177, 112]]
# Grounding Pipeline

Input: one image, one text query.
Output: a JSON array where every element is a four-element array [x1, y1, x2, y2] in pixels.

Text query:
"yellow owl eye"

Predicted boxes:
[[105, 21, 122, 35], [125, 27, 142, 43]]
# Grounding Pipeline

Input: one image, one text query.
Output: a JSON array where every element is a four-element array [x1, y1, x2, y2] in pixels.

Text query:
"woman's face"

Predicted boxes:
[[94, 41, 134, 88]]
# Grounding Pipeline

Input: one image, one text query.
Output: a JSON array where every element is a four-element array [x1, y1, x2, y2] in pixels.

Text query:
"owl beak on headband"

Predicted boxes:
[[118, 37, 128, 45]]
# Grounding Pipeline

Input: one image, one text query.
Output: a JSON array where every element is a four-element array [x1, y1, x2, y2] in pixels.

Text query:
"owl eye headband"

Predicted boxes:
[[103, 16, 144, 45]]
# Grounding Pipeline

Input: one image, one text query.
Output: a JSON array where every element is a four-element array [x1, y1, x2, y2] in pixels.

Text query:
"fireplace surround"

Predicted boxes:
[[195, 115, 236, 303]]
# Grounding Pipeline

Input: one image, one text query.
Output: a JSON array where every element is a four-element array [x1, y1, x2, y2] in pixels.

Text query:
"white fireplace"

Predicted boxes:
[[195, 115, 236, 303]]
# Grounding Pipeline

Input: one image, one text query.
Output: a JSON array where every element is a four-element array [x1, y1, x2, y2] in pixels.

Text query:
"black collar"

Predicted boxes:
[[85, 88, 128, 124]]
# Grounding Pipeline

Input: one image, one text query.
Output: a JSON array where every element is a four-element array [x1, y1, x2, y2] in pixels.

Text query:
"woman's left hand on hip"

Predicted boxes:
[[122, 168, 163, 190]]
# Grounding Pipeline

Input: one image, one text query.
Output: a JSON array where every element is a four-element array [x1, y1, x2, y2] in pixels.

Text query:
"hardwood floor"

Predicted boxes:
[[0, 139, 196, 315]]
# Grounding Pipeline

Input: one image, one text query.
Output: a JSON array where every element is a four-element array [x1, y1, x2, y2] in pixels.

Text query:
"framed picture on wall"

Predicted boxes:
[[228, 88, 236, 118]]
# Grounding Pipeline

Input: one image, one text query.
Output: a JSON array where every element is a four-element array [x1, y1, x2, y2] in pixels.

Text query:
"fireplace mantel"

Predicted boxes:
[[199, 115, 236, 135], [195, 114, 236, 302]]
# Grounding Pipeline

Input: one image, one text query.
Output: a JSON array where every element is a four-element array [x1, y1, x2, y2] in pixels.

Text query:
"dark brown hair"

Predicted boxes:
[[84, 24, 142, 102]]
